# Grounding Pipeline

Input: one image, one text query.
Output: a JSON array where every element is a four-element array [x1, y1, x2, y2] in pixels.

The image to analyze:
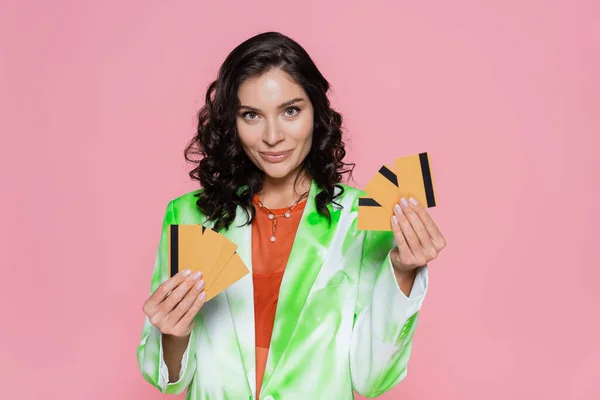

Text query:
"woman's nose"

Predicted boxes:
[[263, 119, 284, 145]]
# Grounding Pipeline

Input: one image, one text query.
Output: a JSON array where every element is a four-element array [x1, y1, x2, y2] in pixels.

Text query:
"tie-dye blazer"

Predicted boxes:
[[137, 180, 429, 400]]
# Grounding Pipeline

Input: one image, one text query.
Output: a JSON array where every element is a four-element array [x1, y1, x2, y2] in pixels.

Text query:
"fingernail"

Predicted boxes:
[[196, 280, 205, 290], [394, 204, 402, 215], [182, 270, 192, 277], [400, 198, 409, 207], [193, 271, 202, 280], [392, 215, 398, 226], [198, 292, 206, 301], [409, 197, 418, 206]]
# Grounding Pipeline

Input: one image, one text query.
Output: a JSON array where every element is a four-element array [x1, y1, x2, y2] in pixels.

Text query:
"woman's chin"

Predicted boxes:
[[263, 169, 292, 180], [261, 163, 297, 181]]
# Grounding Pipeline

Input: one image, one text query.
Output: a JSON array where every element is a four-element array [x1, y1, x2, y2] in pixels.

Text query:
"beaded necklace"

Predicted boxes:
[[256, 191, 309, 243]]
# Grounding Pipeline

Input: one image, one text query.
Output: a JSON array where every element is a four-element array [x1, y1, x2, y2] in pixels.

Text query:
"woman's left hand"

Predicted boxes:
[[390, 196, 446, 273]]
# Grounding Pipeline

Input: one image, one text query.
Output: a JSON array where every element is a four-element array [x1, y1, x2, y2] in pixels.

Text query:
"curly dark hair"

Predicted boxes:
[[184, 31, 354, 231]]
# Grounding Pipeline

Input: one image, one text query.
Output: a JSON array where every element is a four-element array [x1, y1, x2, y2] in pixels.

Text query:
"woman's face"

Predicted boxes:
[[236, 68, 314, 181]]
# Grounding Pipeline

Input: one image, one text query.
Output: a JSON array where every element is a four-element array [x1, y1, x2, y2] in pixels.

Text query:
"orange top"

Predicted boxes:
[[252, 195, 306, 398]]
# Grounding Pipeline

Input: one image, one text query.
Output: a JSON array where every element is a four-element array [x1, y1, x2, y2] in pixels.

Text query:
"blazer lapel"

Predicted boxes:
[[218, 207, 257, 395], [261, 180, 341, 391]]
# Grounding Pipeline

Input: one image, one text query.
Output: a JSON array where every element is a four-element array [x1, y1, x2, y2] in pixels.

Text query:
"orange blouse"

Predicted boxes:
[[251, 195, 306, 398]]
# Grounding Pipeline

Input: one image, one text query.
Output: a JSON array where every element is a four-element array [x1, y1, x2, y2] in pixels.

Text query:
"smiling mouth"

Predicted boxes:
[[259, 150, 293, 163]]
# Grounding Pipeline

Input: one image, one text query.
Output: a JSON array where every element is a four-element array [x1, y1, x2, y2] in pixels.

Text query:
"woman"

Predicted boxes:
[[137, 31, 445, 400]]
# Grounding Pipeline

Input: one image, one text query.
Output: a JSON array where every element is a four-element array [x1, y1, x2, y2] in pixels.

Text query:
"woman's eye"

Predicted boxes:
[[284, 107, 299, 117], [243, 112, 258, 120]]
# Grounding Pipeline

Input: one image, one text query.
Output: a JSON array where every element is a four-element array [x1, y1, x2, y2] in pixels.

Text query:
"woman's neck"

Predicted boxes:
[[259, 170, 312, 209]]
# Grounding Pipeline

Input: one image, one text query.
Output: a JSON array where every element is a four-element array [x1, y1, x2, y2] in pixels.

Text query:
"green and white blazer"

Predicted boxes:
[[137, 180, 429, 400]]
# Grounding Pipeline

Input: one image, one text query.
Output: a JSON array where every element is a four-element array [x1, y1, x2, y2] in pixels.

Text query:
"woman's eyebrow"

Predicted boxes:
[[278, 97, 304, 109], [238, 97, 305, 112]]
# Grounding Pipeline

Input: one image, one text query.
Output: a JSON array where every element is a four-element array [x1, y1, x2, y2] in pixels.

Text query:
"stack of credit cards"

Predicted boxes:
[[168, 225, 248, 301], [358, 152, 437, 231]]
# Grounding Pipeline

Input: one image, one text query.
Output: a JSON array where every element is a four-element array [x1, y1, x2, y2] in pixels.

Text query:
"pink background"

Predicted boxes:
[[1, 0, 598, 399]]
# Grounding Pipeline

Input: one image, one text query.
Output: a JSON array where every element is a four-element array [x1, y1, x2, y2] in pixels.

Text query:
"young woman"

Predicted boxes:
[[137, 31, 446, 400]]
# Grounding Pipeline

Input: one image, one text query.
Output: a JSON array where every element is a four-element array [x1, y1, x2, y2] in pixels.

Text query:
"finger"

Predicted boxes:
[[174, 292, 207, 336], [166, 278, 206, 326], [158, 271, 203, 315], [407, 197, 446, 250], [391, 214, 413, 261], [394, 204, 427, 265], [143, 269, 193, 315], [150, 272, 202, 329], [399, 198, 436, 255]]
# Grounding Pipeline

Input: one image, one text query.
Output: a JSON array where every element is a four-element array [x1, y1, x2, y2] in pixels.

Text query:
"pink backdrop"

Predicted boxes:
[[1, 1, 598, 399]]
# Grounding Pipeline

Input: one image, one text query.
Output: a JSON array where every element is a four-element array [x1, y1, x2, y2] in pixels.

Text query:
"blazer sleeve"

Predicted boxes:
[[136, 201, 198, 394], [349, 229, 429, 398]]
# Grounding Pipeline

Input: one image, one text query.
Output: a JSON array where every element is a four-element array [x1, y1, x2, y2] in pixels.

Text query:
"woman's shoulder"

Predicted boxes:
[[325, 183, 365, 216], [164, 189, 207, 224]]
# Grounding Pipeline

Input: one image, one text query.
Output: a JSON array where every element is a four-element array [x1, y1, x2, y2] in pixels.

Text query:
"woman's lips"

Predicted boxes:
[[259, 150, 292, 163]]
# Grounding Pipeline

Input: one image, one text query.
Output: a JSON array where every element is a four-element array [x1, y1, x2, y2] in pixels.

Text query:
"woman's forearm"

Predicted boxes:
[[162, 333, 191, 382]]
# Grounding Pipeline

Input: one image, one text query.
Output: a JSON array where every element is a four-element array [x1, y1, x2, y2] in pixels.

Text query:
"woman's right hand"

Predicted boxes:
[[142, 270, 206, 337]]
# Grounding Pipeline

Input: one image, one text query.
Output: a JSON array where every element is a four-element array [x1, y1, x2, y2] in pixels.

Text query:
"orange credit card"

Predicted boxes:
[[394, 152, 437, 208]]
